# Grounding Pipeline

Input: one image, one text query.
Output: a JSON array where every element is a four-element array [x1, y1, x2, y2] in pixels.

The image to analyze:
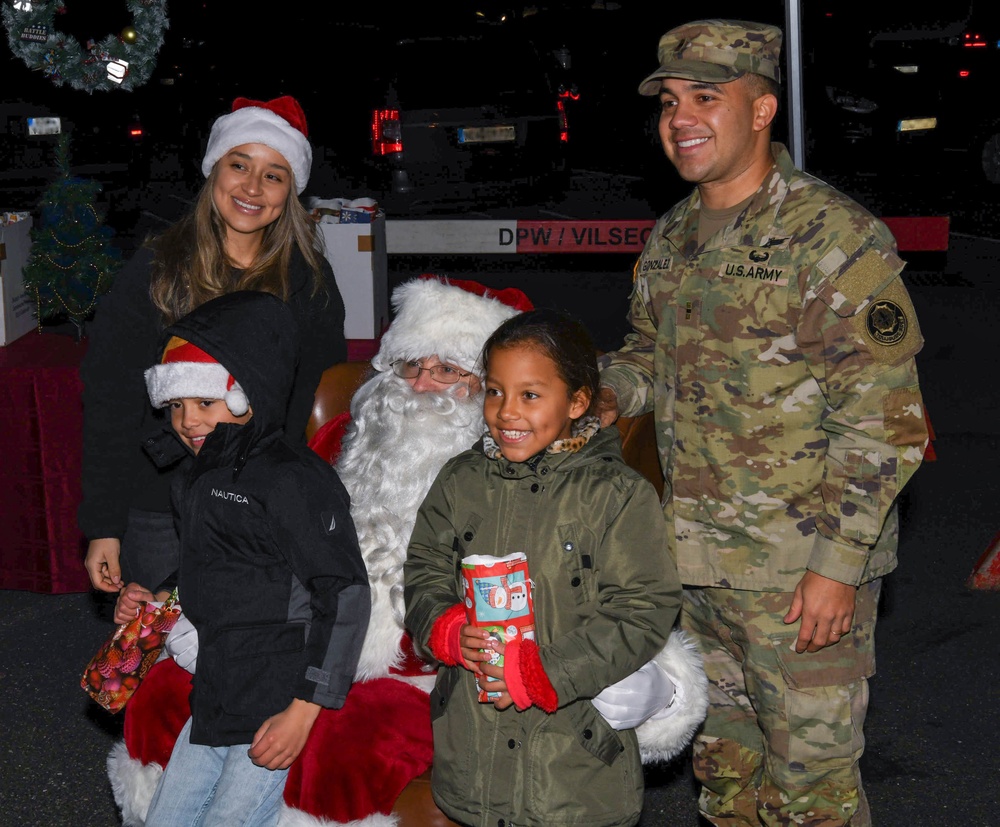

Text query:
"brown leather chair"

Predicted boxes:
[[305, 361, 372, 443], [305, 362, 661, 827], [616, 411, 664, 501], [392, 770, 459, 827]]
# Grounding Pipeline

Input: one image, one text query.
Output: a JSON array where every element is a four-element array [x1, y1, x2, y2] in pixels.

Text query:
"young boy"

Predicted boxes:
[[114, 290, 370, 827]]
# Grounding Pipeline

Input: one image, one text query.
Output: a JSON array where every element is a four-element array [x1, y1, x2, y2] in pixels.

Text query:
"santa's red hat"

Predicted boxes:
[[144, 336, 249, 416], [372, 276, 533, 377], [201, 96, 312, 193]]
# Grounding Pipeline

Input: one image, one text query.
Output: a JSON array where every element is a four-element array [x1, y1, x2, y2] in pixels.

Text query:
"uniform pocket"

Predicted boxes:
[[827, 444, 883, 545], [769, 621, 875, 772]]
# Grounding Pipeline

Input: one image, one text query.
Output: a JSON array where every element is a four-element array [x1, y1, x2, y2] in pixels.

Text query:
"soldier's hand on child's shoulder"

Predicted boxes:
[[594, 386, 620, 429]]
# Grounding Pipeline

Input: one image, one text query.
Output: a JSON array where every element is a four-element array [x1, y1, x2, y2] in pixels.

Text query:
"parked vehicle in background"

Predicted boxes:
[[354, 25, 571, 214], [0, 56, 150, 218], [935, 6, 1000, 184], [802, 1, 1000, 187]]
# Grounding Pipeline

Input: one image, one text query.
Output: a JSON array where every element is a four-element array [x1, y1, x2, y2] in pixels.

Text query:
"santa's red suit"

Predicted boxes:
[[108, 277, 532, 826]]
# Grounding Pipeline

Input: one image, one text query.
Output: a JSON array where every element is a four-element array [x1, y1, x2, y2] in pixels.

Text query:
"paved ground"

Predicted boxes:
[[1, 175, 997, 825]]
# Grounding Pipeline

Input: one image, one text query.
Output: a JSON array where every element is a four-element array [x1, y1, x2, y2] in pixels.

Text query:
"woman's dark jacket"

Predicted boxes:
[[78, 243, 346, 541], [148, 291, 369, 746]]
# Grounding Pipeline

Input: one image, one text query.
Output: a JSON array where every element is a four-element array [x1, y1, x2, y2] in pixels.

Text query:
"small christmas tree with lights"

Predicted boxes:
[[22, 133, 121, 339]]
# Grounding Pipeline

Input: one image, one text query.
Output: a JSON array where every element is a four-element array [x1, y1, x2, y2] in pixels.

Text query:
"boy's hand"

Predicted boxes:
[[113, 583, 155, 624], [248, 698, 321, 770], [85, 538, 123, 593], [459, 623, 498, 674]]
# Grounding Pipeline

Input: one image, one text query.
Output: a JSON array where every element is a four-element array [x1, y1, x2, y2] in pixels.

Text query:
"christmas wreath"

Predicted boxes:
[[2, 0, 169, 93]]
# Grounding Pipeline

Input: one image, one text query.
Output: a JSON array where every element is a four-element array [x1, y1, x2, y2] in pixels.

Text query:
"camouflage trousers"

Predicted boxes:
[[680, 580, 881, 826]]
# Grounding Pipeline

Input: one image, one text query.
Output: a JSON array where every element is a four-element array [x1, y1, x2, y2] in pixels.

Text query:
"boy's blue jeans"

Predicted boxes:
[[145, 716, 288, 827]]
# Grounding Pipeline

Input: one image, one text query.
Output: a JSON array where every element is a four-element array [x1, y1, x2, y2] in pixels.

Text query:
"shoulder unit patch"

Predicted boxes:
[[866, 300, 907, 345]]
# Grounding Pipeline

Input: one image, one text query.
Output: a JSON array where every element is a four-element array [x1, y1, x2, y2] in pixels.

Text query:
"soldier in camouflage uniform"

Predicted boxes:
[[596, 18, 929, 827]]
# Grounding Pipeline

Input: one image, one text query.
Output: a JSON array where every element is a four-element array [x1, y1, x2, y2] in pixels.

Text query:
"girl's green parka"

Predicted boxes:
[[404, 424, 680, 827]]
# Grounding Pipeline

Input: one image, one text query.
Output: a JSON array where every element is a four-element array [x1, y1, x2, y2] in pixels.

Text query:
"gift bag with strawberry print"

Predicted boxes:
[[81, 589, 181, 714]]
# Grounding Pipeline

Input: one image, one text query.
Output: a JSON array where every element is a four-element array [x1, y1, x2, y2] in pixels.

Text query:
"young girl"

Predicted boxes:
[[80, 95, 346, 598], [403, 308, 683, 827]]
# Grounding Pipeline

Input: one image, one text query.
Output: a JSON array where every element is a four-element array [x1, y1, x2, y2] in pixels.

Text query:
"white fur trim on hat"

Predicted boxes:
[[144, 362, 249, 416], [372, 279, 522, 376], [201, 107, 312, 194]]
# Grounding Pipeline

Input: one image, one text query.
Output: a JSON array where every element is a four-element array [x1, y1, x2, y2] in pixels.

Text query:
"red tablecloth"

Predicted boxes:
[[0, 330, 90, 593]]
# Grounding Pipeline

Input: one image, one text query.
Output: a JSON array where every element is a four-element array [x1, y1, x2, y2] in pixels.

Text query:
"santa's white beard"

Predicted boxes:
[[335, 372, 485, 680]]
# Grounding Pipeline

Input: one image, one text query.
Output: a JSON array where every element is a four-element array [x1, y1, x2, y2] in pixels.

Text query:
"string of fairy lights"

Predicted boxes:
[[20, 135, 122, 331], [34, 203, 107, 326]]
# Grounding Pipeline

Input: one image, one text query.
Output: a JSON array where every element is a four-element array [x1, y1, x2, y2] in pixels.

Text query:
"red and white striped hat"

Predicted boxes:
[[144, 336, 249, 416]]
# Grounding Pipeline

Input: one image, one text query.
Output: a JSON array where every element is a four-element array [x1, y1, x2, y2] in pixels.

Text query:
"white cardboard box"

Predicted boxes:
[[318, 214, 388, 341], [0, 217, 36, 346]]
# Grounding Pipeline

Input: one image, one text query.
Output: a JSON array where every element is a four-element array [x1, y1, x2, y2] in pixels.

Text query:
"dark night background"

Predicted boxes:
[[5, 0, 1000, 232]]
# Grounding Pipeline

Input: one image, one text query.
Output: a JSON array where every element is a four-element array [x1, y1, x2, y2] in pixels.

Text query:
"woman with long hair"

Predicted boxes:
[[80, 95, 347, 597]]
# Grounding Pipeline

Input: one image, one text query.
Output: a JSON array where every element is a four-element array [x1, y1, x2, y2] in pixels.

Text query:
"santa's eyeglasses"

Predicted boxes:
[[390, 360, 472, 384]]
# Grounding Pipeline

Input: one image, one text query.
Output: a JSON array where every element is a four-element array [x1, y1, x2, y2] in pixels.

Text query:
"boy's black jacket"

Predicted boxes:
[[151, 290, 370, 746]]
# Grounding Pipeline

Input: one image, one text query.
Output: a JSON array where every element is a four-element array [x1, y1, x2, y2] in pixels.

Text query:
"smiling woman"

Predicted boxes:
[[210, 144, 294, 266], [78, 95, 347, 603]]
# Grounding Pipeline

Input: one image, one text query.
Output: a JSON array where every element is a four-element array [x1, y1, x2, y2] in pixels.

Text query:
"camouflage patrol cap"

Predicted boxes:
[[638, 19, 782, 95]]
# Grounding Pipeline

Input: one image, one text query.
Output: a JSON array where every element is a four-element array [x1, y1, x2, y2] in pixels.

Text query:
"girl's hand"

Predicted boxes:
[[113, 582, 155, 624], [478, 644, 514, 710], [459, 623, 497, 674]]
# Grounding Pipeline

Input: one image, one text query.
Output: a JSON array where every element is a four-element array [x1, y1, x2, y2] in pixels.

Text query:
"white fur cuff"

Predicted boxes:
[[635, 629, 709, 764]]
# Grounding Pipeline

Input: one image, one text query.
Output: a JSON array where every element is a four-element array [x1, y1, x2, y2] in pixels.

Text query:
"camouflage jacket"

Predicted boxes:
[[600, 144, 928, 591]]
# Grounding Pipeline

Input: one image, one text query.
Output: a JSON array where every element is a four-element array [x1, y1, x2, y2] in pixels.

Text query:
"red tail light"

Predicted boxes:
[[129, 127, 143, 139], [371, 108, 402, 156], [557, 99, 569, 143]]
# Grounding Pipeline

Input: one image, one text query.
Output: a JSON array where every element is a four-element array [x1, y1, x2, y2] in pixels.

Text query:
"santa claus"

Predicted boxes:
[[107, 276, 707, 826]]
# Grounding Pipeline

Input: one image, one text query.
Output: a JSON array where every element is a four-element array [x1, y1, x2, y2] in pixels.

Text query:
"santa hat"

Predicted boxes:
[[371, 276, 534, 376], [201, 96, 312, 194], [144, 336, 250, 416]]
